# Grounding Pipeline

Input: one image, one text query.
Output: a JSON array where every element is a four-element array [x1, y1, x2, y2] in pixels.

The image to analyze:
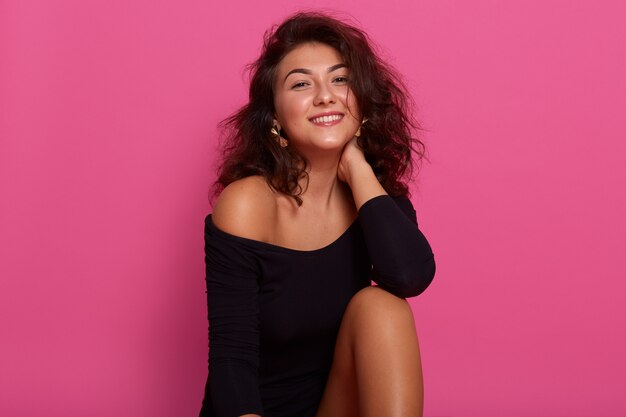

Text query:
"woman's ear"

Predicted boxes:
[[272, 119, 282, 131]]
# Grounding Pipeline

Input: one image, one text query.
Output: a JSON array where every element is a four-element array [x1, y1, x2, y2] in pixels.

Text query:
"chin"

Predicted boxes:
[[315, 137, 351, 150], [291, 132, 354, 154]]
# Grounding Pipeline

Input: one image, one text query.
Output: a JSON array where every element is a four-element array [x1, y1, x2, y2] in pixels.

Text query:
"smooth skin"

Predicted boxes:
[[212, 42, 423, 417]]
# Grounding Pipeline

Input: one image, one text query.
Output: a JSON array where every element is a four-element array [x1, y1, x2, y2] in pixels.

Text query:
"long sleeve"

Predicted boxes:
[[358, 195, 436, 298], [202, 216, 264, 417]]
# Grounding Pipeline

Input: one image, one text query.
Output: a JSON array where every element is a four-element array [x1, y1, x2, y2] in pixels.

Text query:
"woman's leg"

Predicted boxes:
[[316, 286, 424, 417]]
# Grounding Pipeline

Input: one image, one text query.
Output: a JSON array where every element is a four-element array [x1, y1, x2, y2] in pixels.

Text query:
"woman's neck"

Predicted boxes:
[[298, 155, 346, 209]]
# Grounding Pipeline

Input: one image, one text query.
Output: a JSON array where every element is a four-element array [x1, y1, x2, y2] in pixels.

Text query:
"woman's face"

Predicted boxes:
[[273, 42, 361, 156]]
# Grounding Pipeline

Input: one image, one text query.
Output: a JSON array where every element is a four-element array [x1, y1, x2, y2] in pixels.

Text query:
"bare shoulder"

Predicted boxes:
[[212, 176, 277, 241]]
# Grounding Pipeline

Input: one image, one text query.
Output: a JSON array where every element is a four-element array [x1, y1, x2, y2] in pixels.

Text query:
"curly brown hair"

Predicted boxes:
[[214, 11, 425, 205]]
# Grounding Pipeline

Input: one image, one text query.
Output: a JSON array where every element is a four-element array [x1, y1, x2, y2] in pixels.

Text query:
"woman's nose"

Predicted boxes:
[[313, 84, 336, 106]]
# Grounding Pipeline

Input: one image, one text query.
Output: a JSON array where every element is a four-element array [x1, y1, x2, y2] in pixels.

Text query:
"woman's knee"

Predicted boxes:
[[344, 286, 416, 330]]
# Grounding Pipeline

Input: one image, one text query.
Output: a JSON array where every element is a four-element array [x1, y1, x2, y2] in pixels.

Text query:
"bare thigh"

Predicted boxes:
[[315, 286, 424, 417]]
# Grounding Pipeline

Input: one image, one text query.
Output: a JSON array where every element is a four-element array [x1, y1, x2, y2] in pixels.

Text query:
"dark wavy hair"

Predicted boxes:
[[214, 11, 425, 205]]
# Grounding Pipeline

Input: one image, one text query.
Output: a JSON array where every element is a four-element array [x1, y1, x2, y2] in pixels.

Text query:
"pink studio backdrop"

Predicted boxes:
[[1, 0, 624, 416]]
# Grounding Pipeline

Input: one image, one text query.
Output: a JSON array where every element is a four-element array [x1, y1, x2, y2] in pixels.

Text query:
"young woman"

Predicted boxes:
[[200, 12, 436, 417]]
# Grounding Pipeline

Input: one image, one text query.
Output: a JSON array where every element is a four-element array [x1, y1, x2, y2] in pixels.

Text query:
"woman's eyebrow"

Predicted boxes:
[[328, 63, 347, 72], [284, 63, 348, 81]]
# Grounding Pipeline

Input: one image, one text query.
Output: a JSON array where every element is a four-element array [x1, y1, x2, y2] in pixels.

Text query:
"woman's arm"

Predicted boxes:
[[337, 136, 388, 210], [358, 195, 436, 298], [339, 137, 436, 298], [203, 178, 278, 417], [204, 218, 264, 417]]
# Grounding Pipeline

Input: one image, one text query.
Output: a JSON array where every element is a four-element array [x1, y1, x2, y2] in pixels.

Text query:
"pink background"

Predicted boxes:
[[1, 0, 625, 416]]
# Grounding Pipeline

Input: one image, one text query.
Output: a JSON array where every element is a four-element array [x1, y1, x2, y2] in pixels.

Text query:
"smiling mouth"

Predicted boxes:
[[309, 114, 343, 125]]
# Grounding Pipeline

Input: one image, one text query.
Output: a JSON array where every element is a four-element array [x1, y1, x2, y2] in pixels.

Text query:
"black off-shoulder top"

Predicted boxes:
[[199, 195, 435, 417]]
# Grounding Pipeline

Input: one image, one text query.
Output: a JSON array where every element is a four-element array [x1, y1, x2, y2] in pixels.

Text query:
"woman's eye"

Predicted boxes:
[[333, 76, 349, 84], [291, 81, 309, 89]]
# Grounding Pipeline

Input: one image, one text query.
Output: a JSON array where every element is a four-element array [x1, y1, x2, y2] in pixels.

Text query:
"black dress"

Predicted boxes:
[[200, 195, 436, 417]]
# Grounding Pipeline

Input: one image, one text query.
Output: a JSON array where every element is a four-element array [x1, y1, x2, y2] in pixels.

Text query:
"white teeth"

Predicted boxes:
[[311, 114, 342, 124]]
